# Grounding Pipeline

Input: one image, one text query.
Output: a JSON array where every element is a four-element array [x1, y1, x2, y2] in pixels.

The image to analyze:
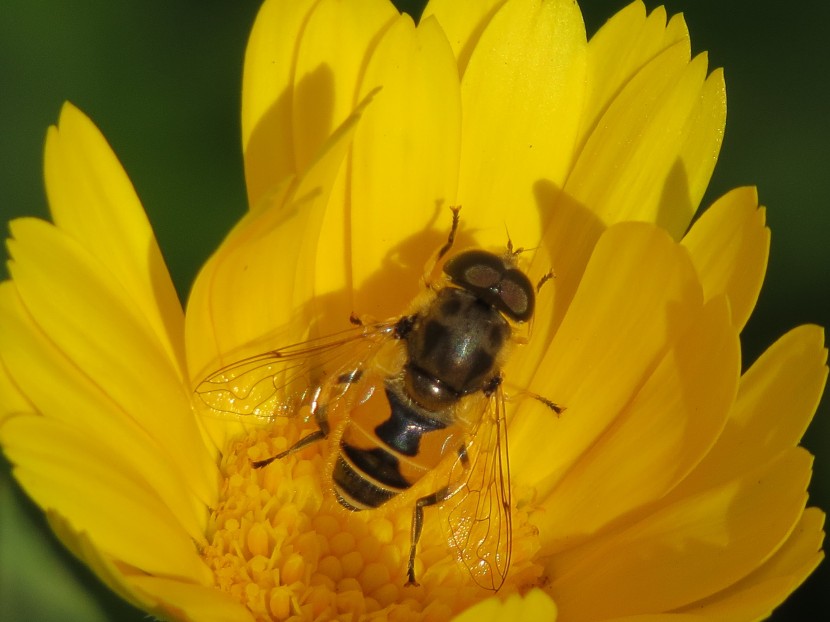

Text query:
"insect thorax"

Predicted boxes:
[[403, 287, 510, 411]]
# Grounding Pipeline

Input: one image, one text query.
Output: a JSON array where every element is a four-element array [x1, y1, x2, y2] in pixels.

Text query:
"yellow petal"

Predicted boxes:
[[48, 479, 248, 620], [682, 187, 769, 331], [601, 616, 704, 622], [678, 507, 825, 619], [452, 589, 557, 622], [241, 0, 316, 205], [348, 14, 461, 318], [548, 448, 812, 620], [292, 0, 397, 171], [242, 0, 397, 208], [6, 219, 216, 506], [128, 575, 253, 622], [0, 352, 32, 425], [671, 324, 827, 496], [1, 416, 211, 583], [0, 281, 206, 542], [537, 296, 739, 555], [566, 45, 713, 237], [45, 511, 169, 613], [184, 174, 294, 388], [186, 92, 378, 393], [457, 0, 587, 250], [422, 0, 504, 75], [579, 2, 726, 222], [580, 3, 689, 145], [510, 222, 702, 495], [537, 40, 719, 327], [527, 189, 607, 337], [43, 103, 186, 379], [669, 69, 726, 234]]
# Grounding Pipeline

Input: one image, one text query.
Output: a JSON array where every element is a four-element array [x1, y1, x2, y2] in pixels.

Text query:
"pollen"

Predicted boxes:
[[201, 421, 544, 620]]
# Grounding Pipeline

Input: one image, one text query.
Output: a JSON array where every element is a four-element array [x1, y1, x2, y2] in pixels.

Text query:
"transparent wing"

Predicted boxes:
[[442, 385, 512, 591], [194, 321, 399, 421]]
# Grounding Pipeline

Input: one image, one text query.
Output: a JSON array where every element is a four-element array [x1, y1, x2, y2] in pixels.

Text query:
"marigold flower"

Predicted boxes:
[[1, 1, 825, 621]]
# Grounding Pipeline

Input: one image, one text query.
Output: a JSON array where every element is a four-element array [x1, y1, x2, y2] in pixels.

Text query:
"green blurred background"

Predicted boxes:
[[1, 0, 827, 619]]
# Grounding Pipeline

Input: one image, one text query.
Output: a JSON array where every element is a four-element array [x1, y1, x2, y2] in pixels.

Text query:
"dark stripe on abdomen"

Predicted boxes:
[[341, 443, 411, 490], [332, 454, 398, 511]]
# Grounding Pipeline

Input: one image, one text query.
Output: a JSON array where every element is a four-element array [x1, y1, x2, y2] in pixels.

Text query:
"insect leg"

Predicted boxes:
[[423, 205, 461, 288], [536, 269, 555, 292], [532, 394, 564, 415], [501, 387, 564, 416], [252, 368, 368, 468], [436, 205, 461, 262], [251, 403, 331, 468], [406, 486, 448, 586], [405, 444, 471, 586]]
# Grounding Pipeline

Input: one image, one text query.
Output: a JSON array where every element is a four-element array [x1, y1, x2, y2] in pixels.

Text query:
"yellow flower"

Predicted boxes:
[[1, 0, 825, 620]]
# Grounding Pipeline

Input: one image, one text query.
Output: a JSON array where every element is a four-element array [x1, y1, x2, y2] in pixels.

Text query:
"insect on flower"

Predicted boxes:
[[195, 208, 560, 591]]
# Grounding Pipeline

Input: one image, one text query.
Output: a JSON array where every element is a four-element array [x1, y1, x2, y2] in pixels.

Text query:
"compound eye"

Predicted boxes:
[[444, 250, 504, 289], [462, 262, 501, 289], [499, 270, 535, 322], [444, 249, 536, 322]]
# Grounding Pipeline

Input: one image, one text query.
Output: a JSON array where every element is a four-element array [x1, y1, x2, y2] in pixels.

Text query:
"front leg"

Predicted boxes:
[[423, 205, 461, 288]]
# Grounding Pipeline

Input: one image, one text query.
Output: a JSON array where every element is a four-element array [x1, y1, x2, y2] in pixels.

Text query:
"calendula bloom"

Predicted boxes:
[[1, 0, 825, 619]]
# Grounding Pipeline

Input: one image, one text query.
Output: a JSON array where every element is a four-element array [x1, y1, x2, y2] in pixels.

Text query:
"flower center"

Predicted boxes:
[[201, 421, 544, 620]]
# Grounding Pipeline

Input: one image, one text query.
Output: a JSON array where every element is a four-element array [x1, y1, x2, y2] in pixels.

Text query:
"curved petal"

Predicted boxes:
[[457, 0, 587, 251], [185, 176, 295, 384], [128, 575, 253, 622], [682, 187, 769, 331], [43, 103, 185, 380], [601, 616, 704, 622], [242, 0, 398, 208], [186, 92, 378, 397], [348, 13, 461, 319], [536, 60, 722, 330], [292, 0, 397, 171], [0, 282, 207, 541], [1, 416, 211, 583], [0, 354, 31, 425], [422, 0, 505, 76], [677, 507, 825, 620], [565, 45, 721, 238], [510, 223, 703, 497], [547, 448, 812, 620], [45, 512, 161, 613], [537, 296, 739, 555], [48, 511, 247, 621], [241, 0, 316, 205], [670, 325, 827, 496], [6, 219, 216, 505], [579, 1, 726, 237], [669, 68, 726, 234], [452, 589, 558, 621], [579, 2, 690, 152]]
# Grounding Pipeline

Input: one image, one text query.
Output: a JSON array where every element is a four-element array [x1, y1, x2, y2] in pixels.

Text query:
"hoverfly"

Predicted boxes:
[[195, 209, 557, 590]]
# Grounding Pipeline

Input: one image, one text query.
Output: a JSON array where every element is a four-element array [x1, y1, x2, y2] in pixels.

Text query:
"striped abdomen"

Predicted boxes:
[[333, 380, 457, 511]]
